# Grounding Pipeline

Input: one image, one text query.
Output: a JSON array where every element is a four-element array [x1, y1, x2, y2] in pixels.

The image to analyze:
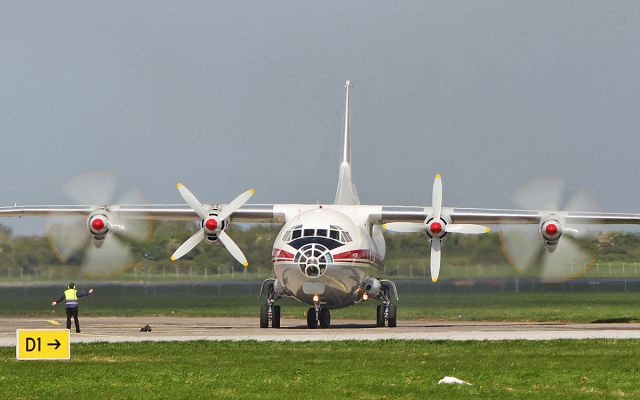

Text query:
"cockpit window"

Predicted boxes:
[[285, 224, 352, 250]]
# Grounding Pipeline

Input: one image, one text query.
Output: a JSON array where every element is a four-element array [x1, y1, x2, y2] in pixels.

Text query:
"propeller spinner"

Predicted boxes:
[[384, 174, 490, 282], [170, 183, 254, 267]]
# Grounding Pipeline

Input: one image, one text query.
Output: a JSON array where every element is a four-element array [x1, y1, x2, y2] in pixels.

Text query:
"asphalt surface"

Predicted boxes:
[[4, 317, 640, 345]]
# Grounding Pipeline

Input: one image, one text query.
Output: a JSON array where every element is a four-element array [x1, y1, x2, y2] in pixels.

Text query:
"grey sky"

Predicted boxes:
[[1, 1, 640, 234]]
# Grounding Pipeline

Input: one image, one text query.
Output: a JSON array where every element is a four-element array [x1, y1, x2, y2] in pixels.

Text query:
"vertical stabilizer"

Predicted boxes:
[[334, 80, 360, 205]]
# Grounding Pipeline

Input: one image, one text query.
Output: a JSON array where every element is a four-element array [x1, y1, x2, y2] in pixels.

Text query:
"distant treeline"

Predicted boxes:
[[0, 222, 638, 274]]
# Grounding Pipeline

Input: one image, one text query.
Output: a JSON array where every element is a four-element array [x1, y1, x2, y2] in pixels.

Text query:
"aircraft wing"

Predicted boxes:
[[0, 204, 284, 223], [378, 206, 640, 226]]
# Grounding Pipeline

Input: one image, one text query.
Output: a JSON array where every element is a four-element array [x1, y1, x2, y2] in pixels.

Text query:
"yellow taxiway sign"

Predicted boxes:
[[16, 329, 70, 360]]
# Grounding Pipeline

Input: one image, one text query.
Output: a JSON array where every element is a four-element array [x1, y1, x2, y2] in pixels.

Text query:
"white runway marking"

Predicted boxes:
[[2, 317, 640, 346]]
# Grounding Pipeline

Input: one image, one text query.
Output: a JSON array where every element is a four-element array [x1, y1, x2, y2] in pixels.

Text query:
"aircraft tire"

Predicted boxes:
[[306, 307, 318, 329], [376, 305, 385, 327], [319, 308, 331, 328], [272, 304, 281, 328], [260, 303, 269, 328], [387, 304, 397, 328]]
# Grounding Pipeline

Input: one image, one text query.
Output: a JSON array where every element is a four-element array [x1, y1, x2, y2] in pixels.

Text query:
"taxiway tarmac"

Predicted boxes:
[[3, 317, 640, 346]]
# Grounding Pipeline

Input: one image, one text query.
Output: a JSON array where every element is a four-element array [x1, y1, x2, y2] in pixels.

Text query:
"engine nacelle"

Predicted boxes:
[[202, 210, 229, 243], [539, 217, 563, 251], [363, 278, 381, 297], [87, 211, 111, 239]]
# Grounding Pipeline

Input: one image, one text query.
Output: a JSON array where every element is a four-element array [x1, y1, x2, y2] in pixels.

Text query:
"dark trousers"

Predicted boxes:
[[66, 307, 80, 332]]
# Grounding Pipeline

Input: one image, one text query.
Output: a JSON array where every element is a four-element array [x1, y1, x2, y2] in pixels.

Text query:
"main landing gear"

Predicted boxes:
[[260, 302, 280, 328], [258, 279, 281, 328], [376, 280, 398, 328]]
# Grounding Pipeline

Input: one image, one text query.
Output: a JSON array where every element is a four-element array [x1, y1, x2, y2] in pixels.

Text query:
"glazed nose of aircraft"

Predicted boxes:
[[305, 257, 321, 277], [294, 243, 333, 278]]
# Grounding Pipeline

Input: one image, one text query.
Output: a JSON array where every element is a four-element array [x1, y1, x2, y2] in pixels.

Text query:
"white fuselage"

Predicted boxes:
[[271, 205, 386, 308]]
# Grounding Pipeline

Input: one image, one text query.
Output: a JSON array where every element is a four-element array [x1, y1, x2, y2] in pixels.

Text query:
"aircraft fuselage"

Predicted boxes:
[[271, 207, 386, 308]]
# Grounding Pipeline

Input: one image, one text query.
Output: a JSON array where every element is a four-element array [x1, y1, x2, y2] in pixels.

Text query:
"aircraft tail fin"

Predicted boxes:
[[334, 80, 360, 205]]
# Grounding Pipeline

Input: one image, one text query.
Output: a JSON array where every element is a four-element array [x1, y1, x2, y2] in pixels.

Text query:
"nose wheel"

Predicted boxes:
[[307, 307, 331, 329]]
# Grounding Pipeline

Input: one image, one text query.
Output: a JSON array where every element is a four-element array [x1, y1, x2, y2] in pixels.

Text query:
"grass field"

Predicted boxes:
[[2, 284, 640, 323], [2, 340, 640, 399]]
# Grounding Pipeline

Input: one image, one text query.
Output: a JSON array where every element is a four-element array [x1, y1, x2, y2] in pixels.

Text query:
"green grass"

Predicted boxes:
[[3, 285, 640, 323], [2, 340, 640, 399]]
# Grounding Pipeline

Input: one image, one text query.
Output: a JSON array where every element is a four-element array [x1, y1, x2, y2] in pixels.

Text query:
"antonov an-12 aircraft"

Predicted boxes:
[[2, 81, 640, 329]]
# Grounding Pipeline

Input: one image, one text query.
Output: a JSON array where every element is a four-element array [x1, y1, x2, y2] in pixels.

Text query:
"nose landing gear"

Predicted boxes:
[[307, 297, 331, 328]]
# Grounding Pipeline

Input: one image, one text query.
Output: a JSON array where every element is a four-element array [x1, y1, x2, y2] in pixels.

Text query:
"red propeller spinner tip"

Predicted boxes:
[[430, 221, 443, 235], [205, 218, 218, 231], [545, 223, 558, 236], [91, 218, 105, 231]]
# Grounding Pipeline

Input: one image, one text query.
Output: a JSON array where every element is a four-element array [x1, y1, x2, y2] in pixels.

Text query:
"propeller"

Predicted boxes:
[[46, 171, 150, 276], [384, 174, 490, 282], [170, 183, 254, 267], [499, 177, 600, 281]]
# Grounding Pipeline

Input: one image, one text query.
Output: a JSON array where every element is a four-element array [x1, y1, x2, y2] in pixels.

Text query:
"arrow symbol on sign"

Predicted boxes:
[[47, 339, 61, 350]]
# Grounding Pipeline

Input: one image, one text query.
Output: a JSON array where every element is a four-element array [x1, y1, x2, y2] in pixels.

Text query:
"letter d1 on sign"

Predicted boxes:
[[16, 329, 70, 360]]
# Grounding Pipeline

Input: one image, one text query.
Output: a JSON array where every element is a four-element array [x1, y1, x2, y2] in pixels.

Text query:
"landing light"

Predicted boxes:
[[313, 295, 319, 302], [362, 293, 369, 301]]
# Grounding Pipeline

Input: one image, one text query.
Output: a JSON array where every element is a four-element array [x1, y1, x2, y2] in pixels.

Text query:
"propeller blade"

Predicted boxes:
[[563, 189, 602, 238], [218, 230, 249, 267], [446, 224, 490, 234], [82, 237, 131, 277], [111, 189, 151, 241], [218, 189, 255, 221], [565, 189, 599, 213], [383, 222, 426, 233], [46, 216, 90, 262], [540, 237, 590, 281], [176, 183, 208, 219], [63, 171, 117, 205], [512, 176, 564, 211], [430, 237, 441, 282], [432, 174, 442, 220], [171, 229, 205, 260], [499, 226, 542, 274]]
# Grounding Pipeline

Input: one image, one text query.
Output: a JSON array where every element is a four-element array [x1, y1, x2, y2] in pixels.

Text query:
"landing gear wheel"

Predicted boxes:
[[376, 305, 385, 327], [260, 303, 269, 328], [319, 308, 331, 328], [306, 307, 318, 329], [387, 304, 397, 328], [272, 304, 281, 328]]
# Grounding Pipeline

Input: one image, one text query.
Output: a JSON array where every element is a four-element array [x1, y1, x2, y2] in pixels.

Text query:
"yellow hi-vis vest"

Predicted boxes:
[[64, 288, 78, 301]]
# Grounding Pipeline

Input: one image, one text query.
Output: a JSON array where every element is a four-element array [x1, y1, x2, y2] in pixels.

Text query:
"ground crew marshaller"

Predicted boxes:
[[51, 282, 94, 333]]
